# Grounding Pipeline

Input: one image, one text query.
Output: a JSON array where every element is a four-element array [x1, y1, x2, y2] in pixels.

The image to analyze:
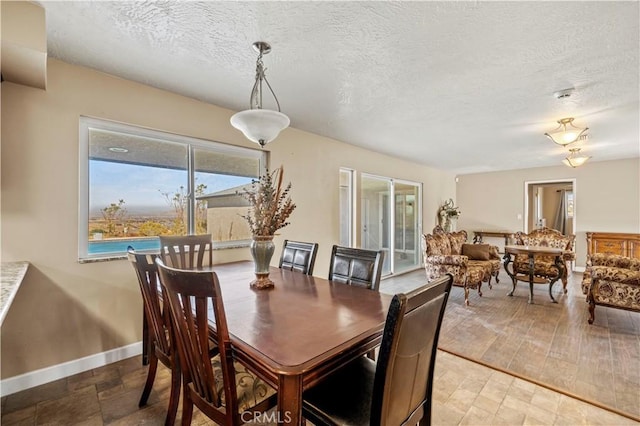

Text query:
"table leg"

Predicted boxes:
[[503, 252, 517, 296], [278, 374, 303, 425], [547, 255, 565, 304], [527, 254, 535, 304]]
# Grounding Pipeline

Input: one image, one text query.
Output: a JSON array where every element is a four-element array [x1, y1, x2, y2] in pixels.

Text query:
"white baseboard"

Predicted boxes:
[[0, 341, 142, 397], [573, 266, 585, 273]]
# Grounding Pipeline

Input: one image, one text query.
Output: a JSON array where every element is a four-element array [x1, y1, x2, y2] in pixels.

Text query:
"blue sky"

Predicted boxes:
[[89, 160, 252, 214]]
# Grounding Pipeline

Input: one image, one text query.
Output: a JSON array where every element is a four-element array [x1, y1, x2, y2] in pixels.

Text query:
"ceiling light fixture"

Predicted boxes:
[[230, 41, 290, 148], [562, 148, 591, 168], [108, 147, 129, 153], [545, 117, 589, 146]]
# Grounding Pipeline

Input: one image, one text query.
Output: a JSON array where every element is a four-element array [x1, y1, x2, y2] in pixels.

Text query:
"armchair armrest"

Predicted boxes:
[[590, 253, 640, 271], [426, 254, 468, 266], [591, 266, 640, 285]]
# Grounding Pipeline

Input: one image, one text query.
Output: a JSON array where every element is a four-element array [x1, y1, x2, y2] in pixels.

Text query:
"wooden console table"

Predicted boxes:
[[473, 230, 514, 247], [586, 232, 640, 260]]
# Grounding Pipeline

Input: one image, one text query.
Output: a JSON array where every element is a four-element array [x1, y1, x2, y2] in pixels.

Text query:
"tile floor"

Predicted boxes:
[[2, 268, 638, 425], [1, 350, 636, 425]]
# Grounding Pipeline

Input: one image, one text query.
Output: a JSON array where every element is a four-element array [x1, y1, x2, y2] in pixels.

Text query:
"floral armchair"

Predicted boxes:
[[422, 226, 500, 305], [581, 253, 640, 324], [513, 227, 576, 293]]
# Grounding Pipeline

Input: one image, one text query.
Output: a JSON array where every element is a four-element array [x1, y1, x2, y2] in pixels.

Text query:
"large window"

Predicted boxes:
[[79, 117, 266, 260]]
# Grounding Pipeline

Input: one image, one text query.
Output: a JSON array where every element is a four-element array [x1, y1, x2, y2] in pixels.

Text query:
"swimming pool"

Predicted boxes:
[[88, 238, 160, 255]]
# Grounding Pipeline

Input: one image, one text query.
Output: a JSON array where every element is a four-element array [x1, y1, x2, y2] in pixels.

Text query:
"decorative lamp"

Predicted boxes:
[[562, 148, 591, 168], [230, 42, 290, 147], [544, 117, 588, 146]]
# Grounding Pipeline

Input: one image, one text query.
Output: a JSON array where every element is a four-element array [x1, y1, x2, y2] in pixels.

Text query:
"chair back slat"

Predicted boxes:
[[127, 249, 172, 358], [279, 240, 319, 275], [372, 274, 453, 426], [328, 245, 385, 290], [159, 234, 213, 269]]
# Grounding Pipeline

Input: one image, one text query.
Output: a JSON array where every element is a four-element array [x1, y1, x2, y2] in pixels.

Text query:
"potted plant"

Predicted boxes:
[[238, 166, 296, 288]]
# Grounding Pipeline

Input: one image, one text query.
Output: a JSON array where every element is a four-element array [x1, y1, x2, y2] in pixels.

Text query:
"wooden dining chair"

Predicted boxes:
[[279, 239, 319, 275], [328, 245, 385, 291], [159, 234, 213, 269], [302, 274, 453, 426], [127, 248, 180, 426], [155, 258, 277, 426]]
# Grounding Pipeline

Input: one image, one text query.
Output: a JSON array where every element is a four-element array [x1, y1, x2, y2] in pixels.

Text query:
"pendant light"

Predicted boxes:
[[230, 42, 290, 147]]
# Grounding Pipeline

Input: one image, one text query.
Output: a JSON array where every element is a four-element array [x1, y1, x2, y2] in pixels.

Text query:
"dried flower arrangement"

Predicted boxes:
[[238, 166, 296, 236]]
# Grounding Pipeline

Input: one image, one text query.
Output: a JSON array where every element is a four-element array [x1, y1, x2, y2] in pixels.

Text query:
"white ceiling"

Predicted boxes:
[[40, 1, 639, 174]]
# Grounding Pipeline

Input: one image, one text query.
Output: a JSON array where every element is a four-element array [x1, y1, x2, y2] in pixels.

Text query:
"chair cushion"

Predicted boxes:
[[211, 356, 276, 413], [303, 356, 375, 426], [462, 244, 491, 261], [447, 231, 467, 255]]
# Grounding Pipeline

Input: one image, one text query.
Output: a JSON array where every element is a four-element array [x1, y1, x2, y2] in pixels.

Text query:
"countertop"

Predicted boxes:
[[1, 261, 30, 325]]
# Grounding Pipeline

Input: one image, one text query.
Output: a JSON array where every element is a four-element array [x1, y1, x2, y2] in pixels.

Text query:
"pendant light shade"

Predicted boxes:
[[230, 109, 290, 147], [562, 148, 591, 168], [545, 117, 588, 146], [230, 42, 290, 148]]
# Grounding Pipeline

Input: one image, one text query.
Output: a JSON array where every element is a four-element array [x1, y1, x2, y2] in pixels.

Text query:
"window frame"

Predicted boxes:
[[78, 116, 266, 262]]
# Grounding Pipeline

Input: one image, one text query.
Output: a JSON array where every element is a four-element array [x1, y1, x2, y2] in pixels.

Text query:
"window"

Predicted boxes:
[[79, 117, 266, 261], [566, 191, 574, 218]]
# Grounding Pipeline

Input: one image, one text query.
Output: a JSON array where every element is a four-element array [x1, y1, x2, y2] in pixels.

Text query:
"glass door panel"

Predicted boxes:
[[361, 175, 392, 275], [394, 182, 421, 274]]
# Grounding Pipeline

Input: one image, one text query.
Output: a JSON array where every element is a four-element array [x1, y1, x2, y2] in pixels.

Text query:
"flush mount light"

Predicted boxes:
[[230, 41, 290, 148], [562, 148, 591, 168], [545, 117, 589, 146], [108, 147, 129, 153]]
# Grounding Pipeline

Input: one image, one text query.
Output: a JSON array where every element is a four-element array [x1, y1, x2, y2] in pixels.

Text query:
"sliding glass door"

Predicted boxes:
[[361, 174, 421, 276]]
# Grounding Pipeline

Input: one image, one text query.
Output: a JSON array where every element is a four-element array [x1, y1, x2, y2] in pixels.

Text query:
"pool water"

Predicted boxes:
[[88, 238, 160, 255]]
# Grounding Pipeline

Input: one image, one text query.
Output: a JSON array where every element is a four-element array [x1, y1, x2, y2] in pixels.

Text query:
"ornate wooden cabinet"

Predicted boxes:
[[586, 232, 640, 260]]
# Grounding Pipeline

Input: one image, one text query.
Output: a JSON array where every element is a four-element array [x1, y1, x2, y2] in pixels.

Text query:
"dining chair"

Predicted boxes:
[[279, 239, 319, 275], [328, 245, 385, 291], [159, 234, 213, 269], [302, 274, 453, 426], [155, 258, 277, 426], [127, 247, 181, 426]]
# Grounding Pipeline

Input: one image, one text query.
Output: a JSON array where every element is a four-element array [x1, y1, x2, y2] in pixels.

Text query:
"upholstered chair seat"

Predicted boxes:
[[211, 357, 276, 412]]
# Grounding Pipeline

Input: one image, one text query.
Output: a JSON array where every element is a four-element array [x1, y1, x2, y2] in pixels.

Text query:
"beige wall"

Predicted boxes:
[[456, 158, 640, 268], [0, 59, 455, 379]]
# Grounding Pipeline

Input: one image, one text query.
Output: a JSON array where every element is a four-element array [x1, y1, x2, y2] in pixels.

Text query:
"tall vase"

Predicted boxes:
[[250, 235, 275, 289]]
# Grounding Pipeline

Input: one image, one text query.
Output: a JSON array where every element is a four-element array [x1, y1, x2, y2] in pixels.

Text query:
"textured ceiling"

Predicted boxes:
[[40, 1, 639, 174]]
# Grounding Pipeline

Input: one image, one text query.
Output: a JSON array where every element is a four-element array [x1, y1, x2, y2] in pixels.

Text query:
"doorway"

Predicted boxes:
[[524, 179, 576, 236]]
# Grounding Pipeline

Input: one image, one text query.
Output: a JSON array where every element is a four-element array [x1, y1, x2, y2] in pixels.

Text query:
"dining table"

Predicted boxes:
[[195, 260, 392, 425]]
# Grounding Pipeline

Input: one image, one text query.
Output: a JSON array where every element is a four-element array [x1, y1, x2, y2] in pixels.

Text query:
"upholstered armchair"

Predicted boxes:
[[422, 227, 490, 305], [581, 253, 640, 324], [513, 227, 576, 293]]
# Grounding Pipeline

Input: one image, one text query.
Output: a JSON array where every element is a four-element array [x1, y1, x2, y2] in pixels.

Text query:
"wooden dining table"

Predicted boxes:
[[199, 260, 392, 425]]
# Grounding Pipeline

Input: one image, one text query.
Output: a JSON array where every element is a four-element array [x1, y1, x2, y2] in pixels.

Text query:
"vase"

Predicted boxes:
[[250, 235, 275, 289]]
